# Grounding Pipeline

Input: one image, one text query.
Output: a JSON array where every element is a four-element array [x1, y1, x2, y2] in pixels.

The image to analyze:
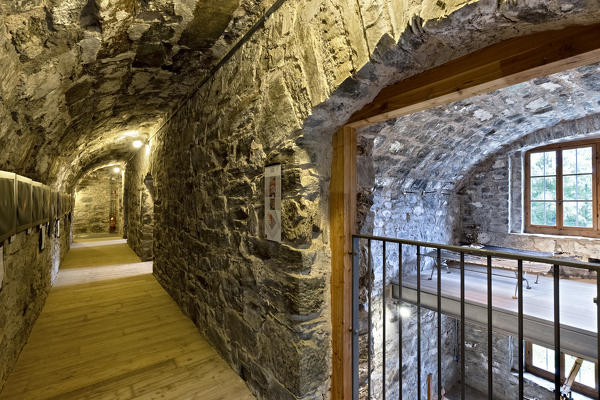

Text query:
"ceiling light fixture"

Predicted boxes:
[[132, 140, 143, 148], [113, 167, 121, 173]]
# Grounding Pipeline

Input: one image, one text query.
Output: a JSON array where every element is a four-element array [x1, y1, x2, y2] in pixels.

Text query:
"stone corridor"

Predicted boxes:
[[0, 236, 253, 400], [2, 0, 600, 399]]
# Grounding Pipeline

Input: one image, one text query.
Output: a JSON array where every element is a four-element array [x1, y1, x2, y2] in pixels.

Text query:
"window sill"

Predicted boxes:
[[510, 232, 600, 242], [515, 372, 593, 400]]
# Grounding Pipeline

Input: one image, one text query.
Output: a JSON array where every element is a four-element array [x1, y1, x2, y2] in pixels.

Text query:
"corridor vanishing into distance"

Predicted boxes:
[[0, 236, 253, 400]]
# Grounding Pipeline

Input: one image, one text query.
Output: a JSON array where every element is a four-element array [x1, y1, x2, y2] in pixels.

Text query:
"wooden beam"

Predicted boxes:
[[330, 126, 357, 400], [347, 23, 600, 128]]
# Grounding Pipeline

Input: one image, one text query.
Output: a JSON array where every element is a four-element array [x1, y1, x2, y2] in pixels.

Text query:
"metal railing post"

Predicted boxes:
[[596, 270, 600, 399], [487, 255, 493, 400], [368, 239, 372, 399], [398, 243, 403, 400], [417, 245, 422, 400], [553, 264, 560, 400], [352, 237, 360, 400], [460, 252, 465, 400], [437, 248, 442, 399], [383, 241, 387, 400], [518, 260, 524, 400]]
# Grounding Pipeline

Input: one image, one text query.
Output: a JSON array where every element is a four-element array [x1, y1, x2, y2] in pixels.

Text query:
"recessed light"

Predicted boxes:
[[132, 140, 143, 148], [113, 167, 121, 173], [399, 306, 411, 319]]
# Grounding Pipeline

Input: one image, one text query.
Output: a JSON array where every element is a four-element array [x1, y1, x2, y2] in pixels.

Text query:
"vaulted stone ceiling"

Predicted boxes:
[[0, 0, 267, 188], [366, 62, 600, 195]]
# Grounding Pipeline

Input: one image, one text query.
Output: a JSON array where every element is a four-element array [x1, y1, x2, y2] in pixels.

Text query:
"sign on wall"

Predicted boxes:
[[264, 164, 281, 243], [39, 225, 46, 251]]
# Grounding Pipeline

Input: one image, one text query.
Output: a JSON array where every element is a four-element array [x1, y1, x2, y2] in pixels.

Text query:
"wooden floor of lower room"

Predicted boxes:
[[0, 237, 254, 400]]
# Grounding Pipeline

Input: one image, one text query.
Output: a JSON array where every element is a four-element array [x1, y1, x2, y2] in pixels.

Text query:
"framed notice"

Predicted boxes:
[[39, 225, 46, 251], [264, 164, 281, 242]]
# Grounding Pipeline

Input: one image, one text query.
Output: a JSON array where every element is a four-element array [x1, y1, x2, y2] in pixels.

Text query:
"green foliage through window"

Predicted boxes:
[[528, 144, 596, 231]]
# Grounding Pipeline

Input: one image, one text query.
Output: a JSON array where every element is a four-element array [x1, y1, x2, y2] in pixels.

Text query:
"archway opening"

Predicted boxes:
[[330, 23, 600, 400], [72, 164, 125, 240]]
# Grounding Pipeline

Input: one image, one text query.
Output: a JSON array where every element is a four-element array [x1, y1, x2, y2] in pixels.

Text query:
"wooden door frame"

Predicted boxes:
[[329, 23, 600, 399]]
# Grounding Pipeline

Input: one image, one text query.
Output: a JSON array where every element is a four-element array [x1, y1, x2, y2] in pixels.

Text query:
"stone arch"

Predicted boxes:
[[95, 2, 600, 399], [459, 113, 600, 258], [302, 5, 600, 398], [72, 164, 125, 236]]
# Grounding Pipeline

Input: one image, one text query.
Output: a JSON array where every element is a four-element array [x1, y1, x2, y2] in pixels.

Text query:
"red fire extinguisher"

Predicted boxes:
[[109, 216, 116, 233]]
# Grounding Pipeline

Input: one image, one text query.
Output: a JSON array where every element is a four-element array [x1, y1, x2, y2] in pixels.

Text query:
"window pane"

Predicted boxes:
[[532, 344, 554, 372], [545, 151, 556, 175], [564, 149, 577, 175], [531, 177, 544, 200], [578, 359, 596, 388], [564, 202, 578, 227], [545, 202, 556, 226], [564, 175, 577, 200], [531, 152, 545, 176], [578, 174, 593, 200], [545, 177, 556, 200], [577, 147, 593, 174], [531, 202, 545, 225], [579, 201, 593, 228], [532, 202, 556, 226]]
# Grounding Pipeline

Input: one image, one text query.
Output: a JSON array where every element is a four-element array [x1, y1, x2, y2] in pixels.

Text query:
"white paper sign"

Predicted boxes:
[[40, 226, 46, 251], [265, 164, 281, 243], [0, 246, 4, 290]]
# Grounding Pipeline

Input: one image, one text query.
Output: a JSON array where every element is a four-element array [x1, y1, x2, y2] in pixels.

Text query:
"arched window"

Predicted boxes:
[[525, 139, 599, 236]]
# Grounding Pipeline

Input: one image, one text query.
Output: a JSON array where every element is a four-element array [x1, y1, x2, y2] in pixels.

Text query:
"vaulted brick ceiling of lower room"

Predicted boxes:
[[0, 0, 266, 188], [365, 62, 600, 194]]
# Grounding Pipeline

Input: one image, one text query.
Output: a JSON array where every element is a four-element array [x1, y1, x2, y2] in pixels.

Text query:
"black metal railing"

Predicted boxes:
[[352, 234, 600, 400]]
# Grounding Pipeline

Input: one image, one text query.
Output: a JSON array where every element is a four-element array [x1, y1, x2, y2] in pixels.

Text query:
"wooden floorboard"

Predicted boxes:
[[0, 240, 254, 400]]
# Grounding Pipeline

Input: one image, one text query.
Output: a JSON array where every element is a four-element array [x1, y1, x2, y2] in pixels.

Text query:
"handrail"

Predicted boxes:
[[352, 233, 599, 400], [353, 234, 600, 271]]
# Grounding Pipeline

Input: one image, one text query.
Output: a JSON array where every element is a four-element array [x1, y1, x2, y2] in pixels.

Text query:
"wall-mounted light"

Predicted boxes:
[[399, 306, 411, 319], [132, 140, 143, 149], [113, 167, 121, 173]]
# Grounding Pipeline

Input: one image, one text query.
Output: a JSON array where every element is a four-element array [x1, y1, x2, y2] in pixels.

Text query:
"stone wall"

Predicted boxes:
[[0, 216, 72, 391], [122, 2, 600, 399], [124, 150, 154, 261], [73, 167, 123, 235], [460, 114, 600, 275]]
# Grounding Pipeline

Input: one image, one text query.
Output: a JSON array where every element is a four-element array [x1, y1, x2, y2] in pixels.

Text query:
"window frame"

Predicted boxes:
[[525, 342, 598, 398], [524, 139, 600, 237]]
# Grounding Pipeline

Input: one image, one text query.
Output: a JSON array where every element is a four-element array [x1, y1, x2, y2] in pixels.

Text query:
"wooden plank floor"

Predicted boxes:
[[0, 238, 254, 400]]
